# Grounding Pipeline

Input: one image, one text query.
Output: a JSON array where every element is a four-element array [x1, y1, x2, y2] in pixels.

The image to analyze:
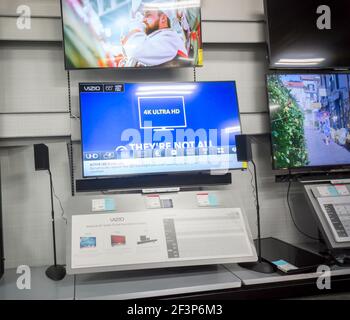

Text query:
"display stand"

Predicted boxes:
[[66, 205, 257, 275], [74, 265, 241, 300], [66, 190, 258, 275]]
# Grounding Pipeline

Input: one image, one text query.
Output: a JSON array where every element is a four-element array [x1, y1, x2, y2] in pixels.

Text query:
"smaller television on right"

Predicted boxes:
[[267, 73, 350, 171]]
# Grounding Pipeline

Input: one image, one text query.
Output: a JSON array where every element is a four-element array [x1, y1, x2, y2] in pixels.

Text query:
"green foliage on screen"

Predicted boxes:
[[268, 75, 309, 169]]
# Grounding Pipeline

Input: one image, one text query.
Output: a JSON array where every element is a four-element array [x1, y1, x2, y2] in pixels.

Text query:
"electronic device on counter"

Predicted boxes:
[[267, 73, 350, 174], [304, 184, 350, 265], [78, 81, 243, 191], [317, 198, 350, 243], [259, 238, 328, 275], [310, 185, 350, 244], [265, 0, 350, 69]]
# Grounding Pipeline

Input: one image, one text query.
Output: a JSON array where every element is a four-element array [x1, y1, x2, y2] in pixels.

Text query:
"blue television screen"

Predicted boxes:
[[80, 82, 243, 178]]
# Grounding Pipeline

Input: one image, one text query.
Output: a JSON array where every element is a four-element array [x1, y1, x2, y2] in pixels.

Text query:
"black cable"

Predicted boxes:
[[247, 163, 257, 208], [48, 171, 68, 225], [286, 179, 320, 241]]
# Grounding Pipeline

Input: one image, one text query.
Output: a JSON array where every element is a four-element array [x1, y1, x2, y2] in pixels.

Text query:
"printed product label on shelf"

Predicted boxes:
[[197, 193, 218, 207], [92, 199, 116, 212], [145, 195, 162, 209], [317, 186, 339, 197], [334, 185, 350, 196]]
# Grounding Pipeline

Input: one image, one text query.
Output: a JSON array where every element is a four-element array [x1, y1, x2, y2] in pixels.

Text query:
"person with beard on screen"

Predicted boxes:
[[119, 1, 189, 67]]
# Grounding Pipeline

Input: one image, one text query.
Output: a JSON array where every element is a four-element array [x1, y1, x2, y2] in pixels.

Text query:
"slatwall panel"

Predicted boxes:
[[0, 42, 68, 113], [0, 0, 315, 270], [0, 0, 265, 20]]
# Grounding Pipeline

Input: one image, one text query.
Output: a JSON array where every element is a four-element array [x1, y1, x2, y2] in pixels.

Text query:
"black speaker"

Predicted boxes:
[[236, 135, 252, 162], [34, 144, 50, 171]]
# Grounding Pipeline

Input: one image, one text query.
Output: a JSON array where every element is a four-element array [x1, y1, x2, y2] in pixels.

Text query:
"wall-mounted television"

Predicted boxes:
[[60, 0, 202, 69], [267, 73, 350, 171], [265, 0, 350, 69], [79, 81, 243, 178]]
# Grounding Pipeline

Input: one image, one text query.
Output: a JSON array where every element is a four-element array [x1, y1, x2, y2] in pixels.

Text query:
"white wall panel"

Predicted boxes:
[[0, 0, 61, 17], [0, 144, 69, 268], [0, 113, 70, 138], [203, 21, 265, 43], [0, 17, 62, 41], [0, 42, 68, 113], [202, 0, 265, 21], [241, 113, 269, 134]]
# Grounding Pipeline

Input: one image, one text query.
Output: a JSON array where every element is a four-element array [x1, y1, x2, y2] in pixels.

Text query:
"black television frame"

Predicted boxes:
[[264, 0, 350, 71], [59, 0, 203, 71], [266, 71, 350, 174], [78, 81, 244, 191]]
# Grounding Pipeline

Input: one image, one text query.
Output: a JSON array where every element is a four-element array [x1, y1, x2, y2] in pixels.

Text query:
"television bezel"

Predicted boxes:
[[267, 71, 350, 172], [59, 0, 203, 71], [264, 0, 350, 71], [79, 80, 243, 179]]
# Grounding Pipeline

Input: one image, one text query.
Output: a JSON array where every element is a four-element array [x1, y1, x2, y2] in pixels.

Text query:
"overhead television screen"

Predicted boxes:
[[267, 74, 350, 170], [80, 81, 242, 178], [265, 0, 350, 69], [60, 0, 202, 69]]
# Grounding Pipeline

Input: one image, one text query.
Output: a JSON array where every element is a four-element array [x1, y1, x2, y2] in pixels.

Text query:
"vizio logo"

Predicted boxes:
[[82, 85, 103, 92], [316, 5, 331, 30], [110, 217, 125, 223]]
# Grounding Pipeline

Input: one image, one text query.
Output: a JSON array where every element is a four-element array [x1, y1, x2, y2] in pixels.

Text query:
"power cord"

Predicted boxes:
[[247, 163, 257, 208], [48, 171, 68, 225], [286, 179, 320, 241]]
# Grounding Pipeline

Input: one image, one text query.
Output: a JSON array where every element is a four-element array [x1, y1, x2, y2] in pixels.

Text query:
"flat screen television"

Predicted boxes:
[[60, 0, 202, 69], [79, 81, 243, 178], [267, 73, 350, 171], [265, 0, 350, 69]]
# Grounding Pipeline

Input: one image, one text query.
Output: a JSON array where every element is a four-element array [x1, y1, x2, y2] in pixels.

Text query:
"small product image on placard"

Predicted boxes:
[[80, 237, 97, 249], [111, 235, 126, 247], [137, 235, 158, 245]]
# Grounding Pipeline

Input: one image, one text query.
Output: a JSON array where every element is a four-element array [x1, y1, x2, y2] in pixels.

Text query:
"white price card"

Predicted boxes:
[[334, 185, 350, 196], [92, 199, 116, 212], [145, 195, 161, 209]]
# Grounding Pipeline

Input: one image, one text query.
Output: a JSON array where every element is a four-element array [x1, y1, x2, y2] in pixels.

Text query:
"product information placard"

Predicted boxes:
[[70, 208, 256, 271]]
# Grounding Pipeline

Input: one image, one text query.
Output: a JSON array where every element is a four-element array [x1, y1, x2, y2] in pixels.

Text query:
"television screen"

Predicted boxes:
[[265, 0, 350, 69], [60, 0, 202, 69], [80, 81, 242, 178], [267, 73, 350, 170]]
